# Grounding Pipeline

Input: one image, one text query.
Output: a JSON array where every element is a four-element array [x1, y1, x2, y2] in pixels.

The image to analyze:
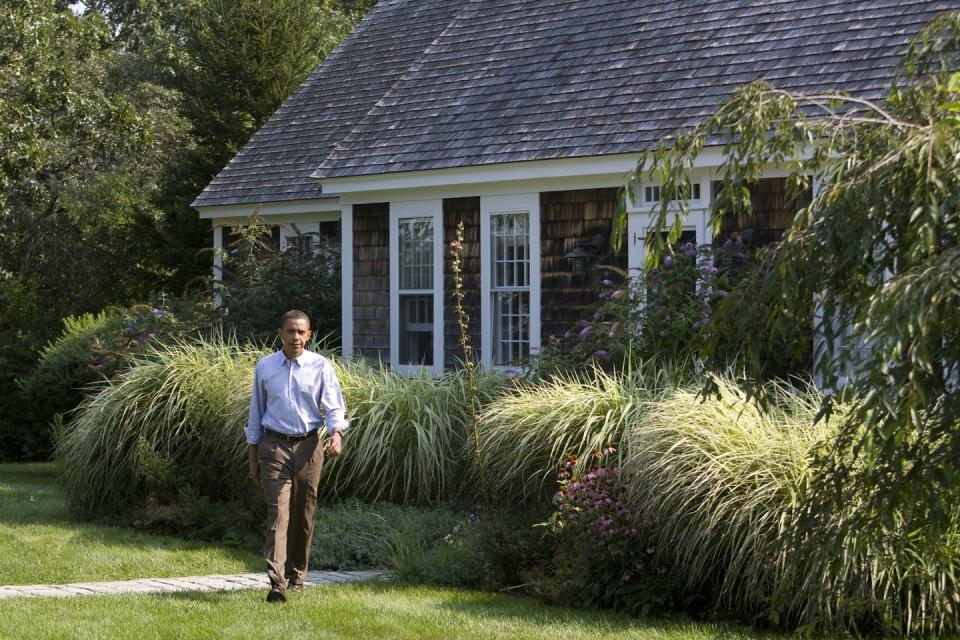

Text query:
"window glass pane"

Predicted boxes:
[[399, 218, 433, 290], [490, 212, 530, 365], [399, 294, 433, 366], [493, 291, 529, 365]]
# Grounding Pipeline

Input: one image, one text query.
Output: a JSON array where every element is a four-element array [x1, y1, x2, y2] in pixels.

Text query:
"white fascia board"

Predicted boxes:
[[196, 198, 341, 220], [322, 149, 731, 198]]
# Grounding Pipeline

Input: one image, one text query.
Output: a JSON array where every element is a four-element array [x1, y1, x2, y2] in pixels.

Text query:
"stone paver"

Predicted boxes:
[[0, 570, 382, 599]]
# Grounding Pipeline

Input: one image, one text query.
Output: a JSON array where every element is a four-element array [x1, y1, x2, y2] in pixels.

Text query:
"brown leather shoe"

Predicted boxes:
[[266, 586, 287, 603]]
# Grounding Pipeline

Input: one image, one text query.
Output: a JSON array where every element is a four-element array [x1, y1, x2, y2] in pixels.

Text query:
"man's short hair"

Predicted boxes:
[[279, 309, 310, 328]]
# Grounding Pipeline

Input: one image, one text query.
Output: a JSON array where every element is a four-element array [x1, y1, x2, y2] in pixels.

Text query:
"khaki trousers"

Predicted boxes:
[[258, 430, 324, 589]]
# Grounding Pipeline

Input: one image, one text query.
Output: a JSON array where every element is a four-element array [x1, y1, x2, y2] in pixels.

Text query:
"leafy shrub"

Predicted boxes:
[[14, 303, 185, 461], [542, 449, 678, 616], [538, 244, 738, 376], [0, 276, 65, 461], [216, 217, 341, 345], [383, 508, 549, 590]]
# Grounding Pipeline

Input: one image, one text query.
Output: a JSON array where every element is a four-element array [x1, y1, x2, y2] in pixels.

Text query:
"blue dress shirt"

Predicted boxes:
[[246, 349, 349, 445]]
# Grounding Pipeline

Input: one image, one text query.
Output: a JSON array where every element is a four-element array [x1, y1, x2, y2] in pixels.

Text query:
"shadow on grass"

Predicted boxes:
[[0, 462, 262, 574]]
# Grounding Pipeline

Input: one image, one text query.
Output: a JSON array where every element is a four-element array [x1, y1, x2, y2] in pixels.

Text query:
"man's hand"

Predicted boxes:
[[248, 444, 261, 487], [325, 431, 343, 457]]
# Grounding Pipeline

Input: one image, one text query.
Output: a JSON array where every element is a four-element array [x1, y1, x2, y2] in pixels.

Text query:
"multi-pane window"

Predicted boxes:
[[398, 218, 434, 366], [644, 182, 701, 203], [491, 213, 530, 365]]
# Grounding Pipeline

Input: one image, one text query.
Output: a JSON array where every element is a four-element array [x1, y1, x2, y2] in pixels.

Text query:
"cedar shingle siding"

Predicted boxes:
[[540, 189, 627, 341], [352, 203, 389, 361], [443, 198, 482, 367]]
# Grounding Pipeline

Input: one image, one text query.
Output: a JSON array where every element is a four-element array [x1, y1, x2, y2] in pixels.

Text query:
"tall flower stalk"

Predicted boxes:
[[450, 221, 491, 510]]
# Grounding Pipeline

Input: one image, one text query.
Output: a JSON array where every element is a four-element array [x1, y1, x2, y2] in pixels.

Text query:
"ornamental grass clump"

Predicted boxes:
[[58, 334, 265, 518], [323, 359, 503, 505], [59, 334, 503, 518], [622, 377, 830, 620], [477, 365, 669, 502]]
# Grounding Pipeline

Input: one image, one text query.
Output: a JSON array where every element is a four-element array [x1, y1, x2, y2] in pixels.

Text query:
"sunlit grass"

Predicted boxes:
[[0, 463, 259, 585], [0, 581, 789, 640]]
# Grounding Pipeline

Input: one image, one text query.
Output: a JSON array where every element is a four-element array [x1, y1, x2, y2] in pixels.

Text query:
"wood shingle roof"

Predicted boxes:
[[194, 0, 956, 208]]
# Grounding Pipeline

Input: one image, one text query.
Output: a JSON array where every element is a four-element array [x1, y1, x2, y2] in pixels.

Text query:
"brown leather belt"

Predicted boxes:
[[264, 428, 319, 443]]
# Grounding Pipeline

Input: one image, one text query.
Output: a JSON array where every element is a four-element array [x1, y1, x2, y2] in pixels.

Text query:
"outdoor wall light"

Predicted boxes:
[[564, 234, 606, 273]]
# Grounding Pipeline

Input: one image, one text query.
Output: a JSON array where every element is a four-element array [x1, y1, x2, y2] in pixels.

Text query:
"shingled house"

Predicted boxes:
[[193, 0, 953, 373]]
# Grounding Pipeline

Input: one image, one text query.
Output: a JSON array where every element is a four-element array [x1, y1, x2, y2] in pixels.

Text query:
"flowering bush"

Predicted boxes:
[[543, 449, 677, 615], [541, 240, 749, 374], [15, 301, 186, 459]]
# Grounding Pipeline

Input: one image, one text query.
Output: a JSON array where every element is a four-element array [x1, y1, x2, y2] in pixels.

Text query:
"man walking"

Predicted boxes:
[[246, 310, 348, 603]]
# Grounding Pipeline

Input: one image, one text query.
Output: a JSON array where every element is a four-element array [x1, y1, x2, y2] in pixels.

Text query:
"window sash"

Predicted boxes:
[[399, 218, 433, 291], [398, 216, 434, 366], [491, 212, 530, 365]]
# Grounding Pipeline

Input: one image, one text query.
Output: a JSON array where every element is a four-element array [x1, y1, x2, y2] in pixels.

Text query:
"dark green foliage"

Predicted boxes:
[[13, 304, 189, 461], [612, 15, 960, 634], [0, 0, 374, 460], [310, 499, 461, 571], [216, 216, 341, 346]]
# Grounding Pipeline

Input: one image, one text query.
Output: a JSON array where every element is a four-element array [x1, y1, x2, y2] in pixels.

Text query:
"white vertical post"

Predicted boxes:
[[341, 205, 354, 358], [212, 225, 224, 309], [528, 197, 542, 358]]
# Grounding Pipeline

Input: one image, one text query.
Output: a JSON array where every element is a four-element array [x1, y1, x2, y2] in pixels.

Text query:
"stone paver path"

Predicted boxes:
[[0, 570, 382, 599]]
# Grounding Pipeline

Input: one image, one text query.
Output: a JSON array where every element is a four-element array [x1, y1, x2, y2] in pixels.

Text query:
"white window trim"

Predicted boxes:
[[279, 222, 322, 253], [627, 177, 708, 211], [389, 200, 444, 375], [480, 193, 541, 370], [628, 210, 711, 274], [341, 205, 353, 358]]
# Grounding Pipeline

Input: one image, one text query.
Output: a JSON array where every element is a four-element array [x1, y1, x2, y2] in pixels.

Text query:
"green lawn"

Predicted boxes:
[[0, 463, 260, 585], [0, 581, 786, 640], [0, 463, 790, 639]]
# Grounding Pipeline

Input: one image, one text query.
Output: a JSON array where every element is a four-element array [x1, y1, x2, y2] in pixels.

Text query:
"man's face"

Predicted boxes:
[[279, 318, 311, 358]]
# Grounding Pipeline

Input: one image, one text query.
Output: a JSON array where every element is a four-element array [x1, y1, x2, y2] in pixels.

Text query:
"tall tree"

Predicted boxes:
[[621, 11, 960, 574]]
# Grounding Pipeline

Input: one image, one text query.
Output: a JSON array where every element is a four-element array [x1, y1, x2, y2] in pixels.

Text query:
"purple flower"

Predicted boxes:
[[578, 326, 594, 339], [150, 309, 167, 318], [593, 349, 609, 358], [630, 287, 639, 296], [682, 242, 696, 257], [664, 255, 673, 267], [229, 248, 240, 256], [601, 279, 613, 287], [610, 289, 624, 300], [634, 322, 644, 334]]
